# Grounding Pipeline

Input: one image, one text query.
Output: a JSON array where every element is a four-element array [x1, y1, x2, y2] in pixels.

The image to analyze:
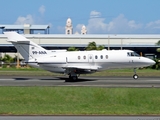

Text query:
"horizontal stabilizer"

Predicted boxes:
[[4, 32, 29, 42]]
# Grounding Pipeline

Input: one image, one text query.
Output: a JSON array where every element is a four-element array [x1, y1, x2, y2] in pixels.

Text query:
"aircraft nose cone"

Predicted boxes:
[[152, 60, 156, 65], [147, 59, 155, 65]]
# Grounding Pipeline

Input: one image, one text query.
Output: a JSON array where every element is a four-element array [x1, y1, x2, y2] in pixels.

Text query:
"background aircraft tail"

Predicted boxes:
[[4, 32, 48, 61]]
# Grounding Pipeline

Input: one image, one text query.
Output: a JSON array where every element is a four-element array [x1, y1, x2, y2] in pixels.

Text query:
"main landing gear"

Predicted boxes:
[[133, 68, 139, 80], [65, 69, 79, 82], [65, 74, 78, 82], [69, 74, 78, 81]]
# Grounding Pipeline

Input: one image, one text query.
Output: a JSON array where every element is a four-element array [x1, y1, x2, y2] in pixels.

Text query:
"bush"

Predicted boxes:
[[151, 58, 160, 70]]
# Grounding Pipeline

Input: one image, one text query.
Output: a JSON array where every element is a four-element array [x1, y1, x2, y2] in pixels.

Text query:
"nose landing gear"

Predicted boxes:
[[133, 74, 139, 80], [133, 68, 139, 80]]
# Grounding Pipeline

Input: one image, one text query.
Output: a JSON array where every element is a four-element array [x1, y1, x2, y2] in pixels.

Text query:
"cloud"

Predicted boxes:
[[87, 18, 108, 33], [14, 6, 46, 25], [75, 24, 83, 33], [86, 11, 143, 34], [39, 5, 45, 15], [146, 20, 160, 29], [15, 14, 34, 25], [128, 20, 141, 29], [86, 11, 109, 33], [90, 10, 101, 18], [106, 14, 142, 33], [56, 12, 160, 34]]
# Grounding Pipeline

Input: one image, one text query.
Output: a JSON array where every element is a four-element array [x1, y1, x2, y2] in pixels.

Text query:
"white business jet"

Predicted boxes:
[[4, 32, 155, 81]]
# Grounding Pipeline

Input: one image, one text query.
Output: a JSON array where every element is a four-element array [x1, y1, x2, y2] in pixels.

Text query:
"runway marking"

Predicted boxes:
[[0, 79, 15, 81]]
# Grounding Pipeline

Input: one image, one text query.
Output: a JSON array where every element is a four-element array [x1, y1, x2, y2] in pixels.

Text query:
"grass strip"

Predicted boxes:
[[0, 87, 160, 115]]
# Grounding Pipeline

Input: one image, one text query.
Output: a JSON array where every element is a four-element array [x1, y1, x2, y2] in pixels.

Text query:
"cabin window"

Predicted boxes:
[[78, 56, 80, 60], [106, 55, 108, 59], [100, 55, 103, 59], [83, 56, 86, 59], [95, 55, 98, 59]]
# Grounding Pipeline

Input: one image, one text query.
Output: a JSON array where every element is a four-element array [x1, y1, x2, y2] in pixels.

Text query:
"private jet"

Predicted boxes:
[[4, 32, 155, 81]]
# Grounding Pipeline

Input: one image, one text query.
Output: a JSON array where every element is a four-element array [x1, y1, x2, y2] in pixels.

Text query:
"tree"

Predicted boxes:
[[152, 58, 160, 70], [86, 41, 97, 50], [2, 54, 14, 64], [67, 47, 79, 51], [156, 40, 160, 54], [156, 40, 160, 45], [157, 48, 160, 53], [86, 41, 105, 50], [97, 45, 105, 50], [67, 42, 105, 51]]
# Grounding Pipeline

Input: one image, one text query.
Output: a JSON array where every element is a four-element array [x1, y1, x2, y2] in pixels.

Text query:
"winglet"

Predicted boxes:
[[4, 32, 28, 42]]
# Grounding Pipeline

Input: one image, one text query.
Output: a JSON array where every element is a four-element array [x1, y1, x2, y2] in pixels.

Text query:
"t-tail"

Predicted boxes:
[[4, 32, 48, 62]]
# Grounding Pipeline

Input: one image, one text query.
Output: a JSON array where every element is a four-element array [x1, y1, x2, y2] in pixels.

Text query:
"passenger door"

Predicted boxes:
[[88, 54, 93, 63]]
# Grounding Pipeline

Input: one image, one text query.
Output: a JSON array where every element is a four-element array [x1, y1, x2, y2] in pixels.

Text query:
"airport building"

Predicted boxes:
[[0, 24, 50, 34], [0, 18, 160, 59]]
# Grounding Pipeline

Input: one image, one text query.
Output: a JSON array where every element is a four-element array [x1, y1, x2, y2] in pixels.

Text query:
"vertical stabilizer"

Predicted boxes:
[[4, 32, 48, 61]]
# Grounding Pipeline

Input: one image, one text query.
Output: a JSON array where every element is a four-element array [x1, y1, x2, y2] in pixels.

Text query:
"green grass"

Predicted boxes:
[[0, 87, 160, 115], [0, 67, 56, 76]]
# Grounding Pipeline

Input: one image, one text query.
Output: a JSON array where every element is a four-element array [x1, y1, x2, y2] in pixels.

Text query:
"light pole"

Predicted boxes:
[[108, 35, 110, 50]]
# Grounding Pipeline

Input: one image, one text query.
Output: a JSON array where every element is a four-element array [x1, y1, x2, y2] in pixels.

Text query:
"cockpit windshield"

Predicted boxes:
[[127, 52, 140, 57]]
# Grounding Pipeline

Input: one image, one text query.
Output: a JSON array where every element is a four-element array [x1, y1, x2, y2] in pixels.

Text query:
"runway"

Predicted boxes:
[[0, 76, 159, 87]]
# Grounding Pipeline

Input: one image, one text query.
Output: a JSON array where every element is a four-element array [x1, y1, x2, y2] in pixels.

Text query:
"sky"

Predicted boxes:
[[0, 0, 160, 34]]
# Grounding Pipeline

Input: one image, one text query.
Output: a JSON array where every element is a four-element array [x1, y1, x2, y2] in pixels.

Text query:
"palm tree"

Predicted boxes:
[[154, 40, 160, 69], [2, 54, 14, 64], [86, 41, 97, 50], [2, 54, 14, 67], [67, 42, 105, 51], [156, 40, 160, 53], [97, 45, 105, 50], [156, 40, 160, 45], [157, 48, 160, 52], [86, 41, 105, 50], [152, 58, 160, 70], [67, 46, 79, 51]]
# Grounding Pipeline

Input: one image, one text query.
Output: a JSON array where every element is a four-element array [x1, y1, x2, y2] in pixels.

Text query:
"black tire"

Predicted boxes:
[[72, 76, 78, 81], [67, 75, 77, 82], [133, 74, 138, 80]]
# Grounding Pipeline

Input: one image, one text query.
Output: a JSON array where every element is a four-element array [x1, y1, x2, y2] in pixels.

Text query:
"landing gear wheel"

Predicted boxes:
[[72, 76, 78, 81], [67, 75, 78, 82], [65, 75, 72, 82], [133, 74, 138, 80]]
